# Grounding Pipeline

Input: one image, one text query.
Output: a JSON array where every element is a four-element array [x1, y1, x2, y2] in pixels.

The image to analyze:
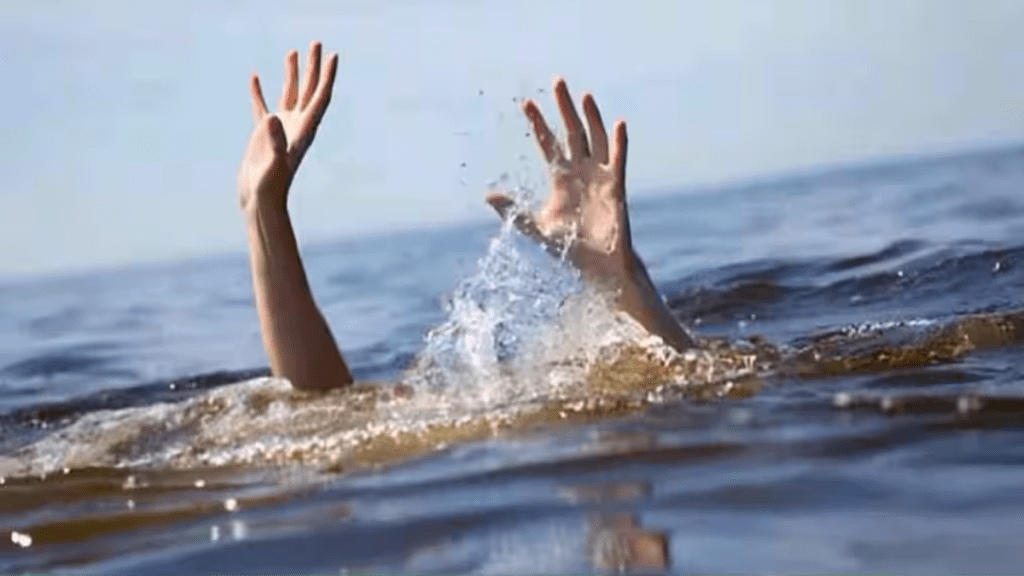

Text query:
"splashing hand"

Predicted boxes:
[[237, 42, 339, 214], [486, 78, 636, 288]]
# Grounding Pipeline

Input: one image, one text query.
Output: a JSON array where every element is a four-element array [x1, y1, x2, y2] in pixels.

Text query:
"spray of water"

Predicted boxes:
[[404, 188, 583, 402]]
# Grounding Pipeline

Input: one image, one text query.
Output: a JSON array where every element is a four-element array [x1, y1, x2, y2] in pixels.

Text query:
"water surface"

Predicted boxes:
[[4, 145, 1024, 573]]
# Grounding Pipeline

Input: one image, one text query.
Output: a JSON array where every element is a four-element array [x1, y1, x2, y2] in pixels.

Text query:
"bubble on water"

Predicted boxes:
[[231, 519, 248, 540], [957, 395, 981, 414], [11, 530, 32, 548], [833, 392, 853, 409]]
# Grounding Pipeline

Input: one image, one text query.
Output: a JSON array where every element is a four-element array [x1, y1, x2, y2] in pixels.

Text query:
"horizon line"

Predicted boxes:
[[3, 135, 1023, 288]]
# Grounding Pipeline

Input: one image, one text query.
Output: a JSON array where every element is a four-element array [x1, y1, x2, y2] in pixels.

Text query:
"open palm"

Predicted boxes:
[[487, 78, 636, 286], [237, 42, 338, 213]]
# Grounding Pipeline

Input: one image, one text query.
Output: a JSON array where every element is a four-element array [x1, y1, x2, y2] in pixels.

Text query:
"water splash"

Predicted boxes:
[[0, 189, 706, 477], [403, 188, 590, 408]]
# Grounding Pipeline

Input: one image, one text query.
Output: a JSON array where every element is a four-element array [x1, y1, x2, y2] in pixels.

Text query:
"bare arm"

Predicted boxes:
[[237, 42, 353, 390], [619, 252, 695, 353], [486, 78, 696, 352], [246, 201, 353, 390]]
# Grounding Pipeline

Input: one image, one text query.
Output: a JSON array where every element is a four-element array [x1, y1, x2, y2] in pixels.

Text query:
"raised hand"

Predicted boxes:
[[486, 78, 636, 287], [487, 78, 696, 351], [237, 42, 339, 214], [236, 42, 354, 391]]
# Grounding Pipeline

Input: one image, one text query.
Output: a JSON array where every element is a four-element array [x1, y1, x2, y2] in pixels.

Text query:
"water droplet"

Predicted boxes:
[[127, 499, 135, 510], [210, 525, 220, 542], [993, 261, 1003, 273], [122, 475, 137, 490], [224, 498, 238, 512], [194, 479, 206, 489]]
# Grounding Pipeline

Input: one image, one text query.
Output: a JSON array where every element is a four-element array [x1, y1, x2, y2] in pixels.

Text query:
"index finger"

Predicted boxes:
[[249, 74, 269, 123], [523, 99, 566, 165]]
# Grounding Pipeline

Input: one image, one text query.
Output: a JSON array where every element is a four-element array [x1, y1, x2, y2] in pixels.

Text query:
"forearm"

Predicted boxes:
[[245, 203, 353, 390], [616, 251, 696, 352]]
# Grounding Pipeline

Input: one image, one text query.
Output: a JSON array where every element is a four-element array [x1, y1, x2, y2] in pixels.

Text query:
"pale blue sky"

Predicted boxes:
[[3, 0, 1024, 278]]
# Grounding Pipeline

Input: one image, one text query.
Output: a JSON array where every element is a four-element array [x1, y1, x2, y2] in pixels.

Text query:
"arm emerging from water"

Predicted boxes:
[[237, 42, 353, 391], [486, 79, 696, 352]]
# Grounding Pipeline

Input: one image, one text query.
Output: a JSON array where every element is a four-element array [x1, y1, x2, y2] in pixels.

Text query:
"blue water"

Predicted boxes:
[[5, 145, 1024, 573]]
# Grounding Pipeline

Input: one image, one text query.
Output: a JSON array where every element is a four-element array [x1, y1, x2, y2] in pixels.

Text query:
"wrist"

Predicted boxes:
[[623, 248, 658, 294], [617, 271, 664, 314], [243, 196, 289, 225], [616, 271, 696, 352]]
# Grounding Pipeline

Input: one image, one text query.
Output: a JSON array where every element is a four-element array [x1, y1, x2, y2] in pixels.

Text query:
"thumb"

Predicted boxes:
[[484, 190, 549, 246], [485, 191, 516, 220], [265, 114, 287, 157]]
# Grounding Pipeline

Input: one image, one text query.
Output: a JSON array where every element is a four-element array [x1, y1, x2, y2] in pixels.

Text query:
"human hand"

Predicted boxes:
[[237, 42, 339, 214], [486, 78, 637, 288]]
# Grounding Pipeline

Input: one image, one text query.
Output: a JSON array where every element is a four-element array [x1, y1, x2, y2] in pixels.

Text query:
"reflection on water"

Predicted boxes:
[[588, 515, 669, 573], [562, 476, 669, 573]]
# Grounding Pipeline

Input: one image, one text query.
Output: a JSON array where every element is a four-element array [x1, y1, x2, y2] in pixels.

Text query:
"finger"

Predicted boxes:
[[299, 41, 322, 110], [485, 191, 547, 245], [305, 52, 339, 133], [280, 50, 299, 110], [553, 77, 589, 160], [610, 120, 629, 198], [522, 99, 565, 165], [485, 191, 516, 219], [582, 93, 609, 164], [249, 74, 270, 123]]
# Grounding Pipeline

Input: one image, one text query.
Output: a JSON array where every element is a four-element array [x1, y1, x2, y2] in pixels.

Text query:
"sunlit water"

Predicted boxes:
[[5, 145, 1024, 573]]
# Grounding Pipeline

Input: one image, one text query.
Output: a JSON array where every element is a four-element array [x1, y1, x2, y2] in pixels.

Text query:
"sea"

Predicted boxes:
[[4, 144, 1024, 573]]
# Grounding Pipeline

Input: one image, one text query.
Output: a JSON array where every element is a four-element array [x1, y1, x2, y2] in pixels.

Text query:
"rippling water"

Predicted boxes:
[[5, 145, 1024, 573]]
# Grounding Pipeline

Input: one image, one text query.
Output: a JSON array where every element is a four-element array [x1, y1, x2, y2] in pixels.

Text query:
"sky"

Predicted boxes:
[[3, 0, 1024, 279]]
